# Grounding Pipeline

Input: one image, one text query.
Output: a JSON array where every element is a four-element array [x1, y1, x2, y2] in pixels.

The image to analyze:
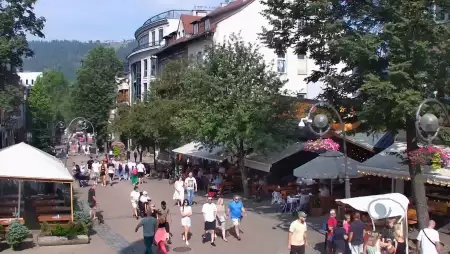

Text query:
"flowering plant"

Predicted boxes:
[[304, 138, 340, 152], [408, 146, 450, 169]]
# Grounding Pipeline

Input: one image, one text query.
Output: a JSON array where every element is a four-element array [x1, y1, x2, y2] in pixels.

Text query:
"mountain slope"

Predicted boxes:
[[22, 40, 137, 80]]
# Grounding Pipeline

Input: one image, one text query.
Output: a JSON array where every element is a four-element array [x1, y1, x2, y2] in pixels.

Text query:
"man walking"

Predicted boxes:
[[202, 196, 217, 246], [184, 172, 197, 205], [88, 185, 97, 220], [228, 195, 246, 240], [288, 211, 308, 254], [135, 212, 158, 254], [417, 220, 441, 254], [348, 212, 365, 254]]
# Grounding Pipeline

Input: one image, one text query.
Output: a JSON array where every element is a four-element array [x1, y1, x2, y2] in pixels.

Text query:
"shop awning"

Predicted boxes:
[[0, 142, 73, 182], [358, 142, 450, 186], [245, 142, 305, 172], [293, 151, 361, 179], [172, 142, 226, 162]]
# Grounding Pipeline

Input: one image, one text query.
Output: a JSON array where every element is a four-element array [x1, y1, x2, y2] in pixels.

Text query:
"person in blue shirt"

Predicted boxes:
[[228, 195, 246, 241]]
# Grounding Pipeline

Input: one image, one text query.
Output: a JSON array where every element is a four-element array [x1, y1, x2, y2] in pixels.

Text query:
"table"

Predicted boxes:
[[0, 218, 24, 226], [36, 206, 71, 214], [38, 214, 71, 224]]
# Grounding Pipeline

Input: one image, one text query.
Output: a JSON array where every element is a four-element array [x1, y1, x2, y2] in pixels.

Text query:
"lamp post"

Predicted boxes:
[[302, 101, 350, 198], [415, 98, 450, 144]]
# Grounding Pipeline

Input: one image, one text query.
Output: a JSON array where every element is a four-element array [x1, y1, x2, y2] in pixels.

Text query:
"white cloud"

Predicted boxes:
[[31, 0, 223, 41]]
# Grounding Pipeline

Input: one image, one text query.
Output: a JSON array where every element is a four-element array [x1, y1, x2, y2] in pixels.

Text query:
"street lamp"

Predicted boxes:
[[302, 101, 350, 198], [415, 98, 450, 144]]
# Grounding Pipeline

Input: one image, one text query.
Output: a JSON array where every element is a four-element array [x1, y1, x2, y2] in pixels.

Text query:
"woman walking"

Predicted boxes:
[[173, 177, 185, 206], [180, 199, 192, 246], [100, 161, 107, 187], [131, 166, 139, 185], [107, 161, 115, 186], [216, 198, 228, 242], [153, 209, 168, 254]]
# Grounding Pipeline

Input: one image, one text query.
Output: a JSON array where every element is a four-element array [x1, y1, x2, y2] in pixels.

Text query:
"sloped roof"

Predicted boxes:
[[180, 15, 200, 34], [198, 0, 254, 21]]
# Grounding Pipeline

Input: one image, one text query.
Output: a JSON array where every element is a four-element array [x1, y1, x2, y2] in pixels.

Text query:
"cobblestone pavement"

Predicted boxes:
[[3, 155, 325, 253]]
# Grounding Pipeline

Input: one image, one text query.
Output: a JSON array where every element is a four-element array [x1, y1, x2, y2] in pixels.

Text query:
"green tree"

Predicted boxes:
[[181, 35, 296, 196], [71, 46, 122, 149], [261, 0, 450, 228], [0, 0, 45, 117], [28, 77, 53, 150]]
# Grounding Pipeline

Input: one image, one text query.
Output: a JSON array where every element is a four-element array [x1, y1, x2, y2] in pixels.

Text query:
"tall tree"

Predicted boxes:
[[0, 0, 45, 118], [261, 0, 450, 228], [181, 35, 296, 196], [71, 46, 122, 149], [28, 77, 53, 150]]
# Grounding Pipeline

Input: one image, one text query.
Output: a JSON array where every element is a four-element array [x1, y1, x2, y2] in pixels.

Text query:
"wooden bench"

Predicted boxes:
[[0, 207, 24, 216], [38, 214, 71, 224], [36, 206, 71, 214], [0, 201, 24, 207], [33, 199, 65, 206]]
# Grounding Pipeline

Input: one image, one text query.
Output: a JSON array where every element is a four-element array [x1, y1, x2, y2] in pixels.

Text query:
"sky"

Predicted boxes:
[[31, 0, 223, 41]]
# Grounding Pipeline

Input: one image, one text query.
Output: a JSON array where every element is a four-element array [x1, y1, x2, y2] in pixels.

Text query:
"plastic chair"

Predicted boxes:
[[271, 191, 283, 204], [286, 196, 296, 213]]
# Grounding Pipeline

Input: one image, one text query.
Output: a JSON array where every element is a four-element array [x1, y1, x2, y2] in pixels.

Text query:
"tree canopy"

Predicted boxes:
[[0, 0, 45, 116], [70, 46, 123, 148], [261, 0, 450, 228], [180, 35, 297, 196]]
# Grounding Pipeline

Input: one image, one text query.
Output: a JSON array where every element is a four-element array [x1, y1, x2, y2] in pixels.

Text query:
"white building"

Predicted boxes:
[[17, 71, 42, 87], [155, 0, 323, 98], [127, 9, 211, 104]]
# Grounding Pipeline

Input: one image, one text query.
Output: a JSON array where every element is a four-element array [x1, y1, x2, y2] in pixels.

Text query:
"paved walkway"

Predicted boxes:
[[3, 155, 326, 253]]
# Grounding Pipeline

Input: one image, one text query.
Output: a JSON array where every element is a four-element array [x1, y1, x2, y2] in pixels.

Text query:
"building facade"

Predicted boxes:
[[17, 71, 42, 87], [127, 9, 211, 104], [155, 0, 322, 97]]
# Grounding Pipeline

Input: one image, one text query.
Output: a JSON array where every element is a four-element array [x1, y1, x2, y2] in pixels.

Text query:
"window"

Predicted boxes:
[[277, 53, 286, 73], [193, 23, 199, 34], [435, 5, 449, 22], [205, 19, 211, 31], [143, 83, 148, 100], [143, 59, 148, 77], [150, 58, 157, 76], [297, 54, 307, 75], [138, 34, 149, 45], [31, 79, 34, 85], [151, 31, 156, 45], [25, 79, 28, 85], [297, 93, 306, 99], [159, 28, 164, 43]]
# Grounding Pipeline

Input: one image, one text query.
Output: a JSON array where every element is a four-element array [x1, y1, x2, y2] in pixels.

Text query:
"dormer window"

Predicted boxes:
[[193, 23, 199, 34], [205, 19, 211, 31]]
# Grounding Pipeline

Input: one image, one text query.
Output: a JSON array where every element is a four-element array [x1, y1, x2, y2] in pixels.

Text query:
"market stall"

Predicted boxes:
[[0, 142, 74, 226], [336, 193, 410, 253]]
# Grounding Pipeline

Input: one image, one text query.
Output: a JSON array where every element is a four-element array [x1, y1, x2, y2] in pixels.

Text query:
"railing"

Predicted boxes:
[[130, 42, 161, 54], [142, 10, 193, 26]]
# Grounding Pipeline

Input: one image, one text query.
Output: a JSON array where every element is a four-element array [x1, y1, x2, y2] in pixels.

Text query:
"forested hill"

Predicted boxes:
[[22, 40, 137, 80]]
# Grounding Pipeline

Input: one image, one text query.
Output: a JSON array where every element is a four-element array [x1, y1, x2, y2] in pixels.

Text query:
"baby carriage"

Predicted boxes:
[[138, 192, 150, 218], [75, 171, 90, 187]]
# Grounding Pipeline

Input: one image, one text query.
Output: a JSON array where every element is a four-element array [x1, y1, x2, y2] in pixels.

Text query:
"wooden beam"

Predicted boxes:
[[70, 183, 74, 221]]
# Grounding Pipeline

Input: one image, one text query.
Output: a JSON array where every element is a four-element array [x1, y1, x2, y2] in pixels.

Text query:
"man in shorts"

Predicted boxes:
[[130, 186, 140, 219], [228, 195, 246, 240], [202, 196, 217, 246], [88, 185, 97, 220]]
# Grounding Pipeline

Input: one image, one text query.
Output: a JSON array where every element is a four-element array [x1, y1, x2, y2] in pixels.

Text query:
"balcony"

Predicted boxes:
[[130, 41, 161, 54], [135, 10, 193, 38]]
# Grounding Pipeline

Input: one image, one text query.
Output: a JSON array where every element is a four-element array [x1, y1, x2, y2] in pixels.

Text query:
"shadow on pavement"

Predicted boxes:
[[118, 239, 193, 254]]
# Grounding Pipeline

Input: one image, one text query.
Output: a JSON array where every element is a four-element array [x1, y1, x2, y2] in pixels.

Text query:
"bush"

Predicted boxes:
[[51, 224, 67, 237], [48, 222, 89, 238], [39, 222, 52, 236], [74, 210, 92, 229], [5, 222, 29, 250]]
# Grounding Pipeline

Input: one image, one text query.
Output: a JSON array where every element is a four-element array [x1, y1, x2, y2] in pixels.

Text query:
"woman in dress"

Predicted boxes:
[[100, 161, 107, 187], [180, 199, 192, 246], [173, 177, 185, 206], [216, 198, 228, 242], [131, 166, 139, 185]]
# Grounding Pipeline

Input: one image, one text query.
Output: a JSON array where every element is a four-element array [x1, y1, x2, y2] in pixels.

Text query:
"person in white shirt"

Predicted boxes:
[[130, 186, 140, 219], [91, 161, 100, 185], [137, 162, 145, 184], [184, 172, 197, 205], [417, 220, 441, 254], [139, 191, 150, 216], [202, 196, 217, 246], [180, 199, 192, 246], [107, 162, 115, 186]]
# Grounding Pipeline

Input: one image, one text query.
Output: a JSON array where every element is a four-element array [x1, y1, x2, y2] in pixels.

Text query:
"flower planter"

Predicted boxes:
[[37, 235, 89, 246]]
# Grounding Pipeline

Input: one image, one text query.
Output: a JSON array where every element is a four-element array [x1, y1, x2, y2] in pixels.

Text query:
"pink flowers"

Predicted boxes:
[[304, 138, 340, 152], [408, 146, 450, 169]]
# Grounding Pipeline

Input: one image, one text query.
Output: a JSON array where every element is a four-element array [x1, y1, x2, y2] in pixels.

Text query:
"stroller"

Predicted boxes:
[[137, 192, 150, 218]]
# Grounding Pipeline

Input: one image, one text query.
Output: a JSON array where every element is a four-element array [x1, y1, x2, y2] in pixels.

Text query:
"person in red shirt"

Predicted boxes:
[[327, 209, 338, 253]]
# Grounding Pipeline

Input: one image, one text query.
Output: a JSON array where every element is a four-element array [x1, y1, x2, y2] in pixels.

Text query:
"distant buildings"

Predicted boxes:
[[17, 71, 42, 87]]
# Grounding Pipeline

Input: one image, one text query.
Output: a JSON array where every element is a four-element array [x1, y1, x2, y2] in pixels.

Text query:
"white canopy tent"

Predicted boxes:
[[336, 193, 410, 253], [172, 142, 227, 162], [0, 142, 74, 221], [0, 142, 73, 182]]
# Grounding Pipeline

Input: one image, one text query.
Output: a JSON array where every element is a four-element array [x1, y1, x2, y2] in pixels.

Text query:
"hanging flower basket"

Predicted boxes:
[[408, 146, 450, 169], [304, 138, 340, 153]]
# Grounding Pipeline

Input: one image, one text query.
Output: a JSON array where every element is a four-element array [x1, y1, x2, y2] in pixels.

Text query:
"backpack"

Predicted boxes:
[[322, 220, 328, 233]]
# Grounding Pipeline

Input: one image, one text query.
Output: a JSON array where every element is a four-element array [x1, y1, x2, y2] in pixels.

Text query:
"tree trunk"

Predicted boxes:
[[238, 154, 249, 198], [153, 142, 157, 173], [406, 118, 429, 229]]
